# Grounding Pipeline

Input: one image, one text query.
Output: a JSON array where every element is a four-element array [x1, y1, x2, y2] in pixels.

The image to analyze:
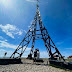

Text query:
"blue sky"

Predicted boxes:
[[0, 0, 72, 58]]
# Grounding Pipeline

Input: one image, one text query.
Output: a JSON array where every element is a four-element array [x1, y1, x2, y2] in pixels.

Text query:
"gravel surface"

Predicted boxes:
[[0, 59, 70, 72]]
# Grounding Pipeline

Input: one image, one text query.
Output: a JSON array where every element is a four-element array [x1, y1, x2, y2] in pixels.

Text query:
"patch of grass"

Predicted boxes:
[[65, 59, 72, 62], [49, 64, 65, 69], [49, 64, 72, 72]]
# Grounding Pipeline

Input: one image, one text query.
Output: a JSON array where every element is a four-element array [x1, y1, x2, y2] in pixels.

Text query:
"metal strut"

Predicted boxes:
[[10, 0, 65, 61]]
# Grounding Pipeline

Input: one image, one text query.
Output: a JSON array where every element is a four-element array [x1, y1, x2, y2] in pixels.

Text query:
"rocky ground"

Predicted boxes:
[[0, 59, 71, 72]]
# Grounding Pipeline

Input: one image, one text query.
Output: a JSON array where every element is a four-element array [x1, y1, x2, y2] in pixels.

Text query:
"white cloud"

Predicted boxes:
[[40, 51, 49, 58], [56, 41, 63, 45], [0, 39, 49, 58], [30, 20, 33, 24], [0, 49, 48, 58], [0, 43, 51, 58], [0, 36, 4, 39], [0, 49, 13, 57], [0, 40, 18, 49], [26, 0, 37, 2], [25, 47, 31, 51], [0, 39, 31, 52], [0, 40, 31, 57], [0, 49, 6, 52], [22, 50, 48, 58], [61, 51, 72, 59], [28, 20, 33, 29], [0, 24, 23, 39], [0, 36, 7, 41], [0, 38, 31, 58], [0, 36, 49, 58], [24, 30, 27, 33], [66, 48, 72, 50], [0, 48, 31, 58]]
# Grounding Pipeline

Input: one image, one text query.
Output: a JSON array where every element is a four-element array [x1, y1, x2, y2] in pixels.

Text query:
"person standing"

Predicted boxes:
[[33, 49, 37, 63], [37, 49, 40, 59]]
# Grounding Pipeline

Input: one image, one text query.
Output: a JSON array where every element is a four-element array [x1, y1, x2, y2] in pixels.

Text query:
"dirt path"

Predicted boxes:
[[0, 59, 70, 72]]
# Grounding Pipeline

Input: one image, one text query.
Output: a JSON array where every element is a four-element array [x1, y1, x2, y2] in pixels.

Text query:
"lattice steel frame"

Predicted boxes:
[[10, 1, 65, 61]]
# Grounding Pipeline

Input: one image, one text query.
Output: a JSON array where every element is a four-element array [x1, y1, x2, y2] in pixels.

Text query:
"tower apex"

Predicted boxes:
[[37, 0, 39, 2], [36, 0, 39, 8]]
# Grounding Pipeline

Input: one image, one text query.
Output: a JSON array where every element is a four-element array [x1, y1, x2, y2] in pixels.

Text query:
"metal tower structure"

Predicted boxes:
[[10, 0, 65, 61]]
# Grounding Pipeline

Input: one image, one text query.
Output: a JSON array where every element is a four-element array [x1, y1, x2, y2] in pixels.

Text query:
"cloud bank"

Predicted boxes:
[[0, 24, 23, 39], [0, 40, 18, 49]]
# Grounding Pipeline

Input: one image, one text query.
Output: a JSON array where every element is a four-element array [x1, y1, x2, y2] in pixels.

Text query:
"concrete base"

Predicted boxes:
[[49, 60, 72, 70], [0, 58, 22, 65]]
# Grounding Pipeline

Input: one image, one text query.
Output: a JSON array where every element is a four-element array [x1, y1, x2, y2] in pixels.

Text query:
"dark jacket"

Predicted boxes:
[[34, 51, 37, 57]]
